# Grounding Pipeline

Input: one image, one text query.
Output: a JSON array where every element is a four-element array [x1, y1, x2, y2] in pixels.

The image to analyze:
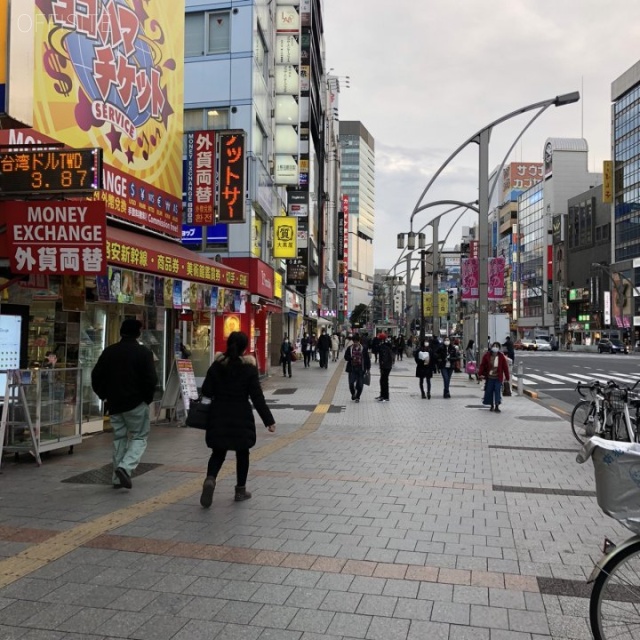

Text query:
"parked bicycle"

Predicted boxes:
[[578, 436, 640, 639], [571, 380, 640, 445]]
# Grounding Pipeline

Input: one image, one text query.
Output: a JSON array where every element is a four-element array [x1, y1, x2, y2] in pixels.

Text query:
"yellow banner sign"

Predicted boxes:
[[273, 216, 297, 258], [423, 292, 433, 316], [438, 293, 449, 317]]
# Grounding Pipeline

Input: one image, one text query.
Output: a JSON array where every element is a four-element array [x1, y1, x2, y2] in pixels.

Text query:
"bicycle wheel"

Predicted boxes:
[[571, 400, 595, 444], [590, 538, 640, 639]]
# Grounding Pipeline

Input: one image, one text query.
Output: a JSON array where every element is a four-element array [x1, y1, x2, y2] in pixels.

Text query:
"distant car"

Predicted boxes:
[[598, 338, 628, 354], [519, 338, 536, 351], [513, 339, 525, 350], [533, 338, 552, 352]]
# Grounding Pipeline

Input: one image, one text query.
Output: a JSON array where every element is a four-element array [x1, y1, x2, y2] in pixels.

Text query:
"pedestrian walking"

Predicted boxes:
[[199, 331, 276, 508], [331, 332, 340, 362], [464, 339, 479, 381], [503, 335, 515, 364], [91, 319, 158, 490], [478, 341, 511, 413], [396, 335, 405, 361], [414, 337, 435, 399], [370, 334, 380, 363], [280, 334, 293, 377], [301, 332, 312, 368], [376, 333, 394, 402], [344, 333, 371, 402], [435, 336, 460, 398], [317, 328, 331, 368]]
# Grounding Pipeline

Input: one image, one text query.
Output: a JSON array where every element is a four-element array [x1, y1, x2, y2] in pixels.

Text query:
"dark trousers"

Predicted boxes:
[[319, 350, 329, 368], [379, 367, 391, 399], [418, 375, 432, 395], [303, 351, 311, 367], [349, 368, 364, 399], [441, 367, 453, 395], [282, 358, 291, 376], [207, 448, 250, 486]]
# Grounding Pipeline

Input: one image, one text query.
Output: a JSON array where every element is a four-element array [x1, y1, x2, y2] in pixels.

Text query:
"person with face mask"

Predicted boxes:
[[414, 337, 435, 399], [280, 334, 293, 378], [435, 336, 460, 398], [478, 341, 511, 412]]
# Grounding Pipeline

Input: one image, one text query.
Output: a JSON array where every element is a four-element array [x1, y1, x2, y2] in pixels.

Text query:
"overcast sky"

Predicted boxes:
[[323, 0, 640, 274]]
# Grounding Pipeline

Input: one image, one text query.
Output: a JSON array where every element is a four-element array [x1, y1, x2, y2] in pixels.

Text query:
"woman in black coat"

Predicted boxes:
[[200, 331, 276, 508], [414, 338, 435, 399]]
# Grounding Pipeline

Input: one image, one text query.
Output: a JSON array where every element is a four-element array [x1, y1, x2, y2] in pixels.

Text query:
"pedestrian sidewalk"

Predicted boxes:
[[0, 356, 622, 639]]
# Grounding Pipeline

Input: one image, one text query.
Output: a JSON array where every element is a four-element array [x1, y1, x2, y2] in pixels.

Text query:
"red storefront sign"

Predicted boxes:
[[106, 226, 249, 288], [6, 201, 107, 275], [218, 132, 246, 223], [185, 130, 216, 226], [224, 257, 274, 298]]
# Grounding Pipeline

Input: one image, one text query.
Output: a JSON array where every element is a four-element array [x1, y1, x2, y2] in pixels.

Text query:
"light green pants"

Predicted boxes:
[[111, 403, 150, 484]]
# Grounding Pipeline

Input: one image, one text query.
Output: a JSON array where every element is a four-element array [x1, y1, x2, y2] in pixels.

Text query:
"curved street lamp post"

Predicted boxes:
[[406, 92, 579, 350]]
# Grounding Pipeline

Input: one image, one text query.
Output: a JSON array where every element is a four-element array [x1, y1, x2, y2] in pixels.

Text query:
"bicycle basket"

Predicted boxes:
[[577, 436, 640, 534], [606, 388, 627, 413]]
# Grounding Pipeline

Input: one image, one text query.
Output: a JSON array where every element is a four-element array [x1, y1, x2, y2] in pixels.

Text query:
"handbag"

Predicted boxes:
[[363, 370, 371, 386], [465, 361, 477, 375], [185, 397, 211, 430], [502, 380, 512, 397]]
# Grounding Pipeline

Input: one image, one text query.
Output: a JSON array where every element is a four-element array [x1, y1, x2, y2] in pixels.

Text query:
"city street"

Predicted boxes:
[[0, 358, 628, 640]]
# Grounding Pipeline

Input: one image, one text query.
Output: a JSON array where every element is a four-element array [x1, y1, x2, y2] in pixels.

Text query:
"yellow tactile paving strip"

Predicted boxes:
[[0, 366, 345, 589]]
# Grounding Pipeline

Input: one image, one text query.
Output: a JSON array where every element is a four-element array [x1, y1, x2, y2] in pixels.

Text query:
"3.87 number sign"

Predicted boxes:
[[0, 148, 102, 195]]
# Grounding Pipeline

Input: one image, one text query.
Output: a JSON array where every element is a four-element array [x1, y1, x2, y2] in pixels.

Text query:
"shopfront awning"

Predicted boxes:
[[106, 226, 249, 288]]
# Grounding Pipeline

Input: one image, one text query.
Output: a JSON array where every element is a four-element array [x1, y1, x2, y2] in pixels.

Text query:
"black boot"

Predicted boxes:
[[421, 391, 426, 399], [200, 476, 216, 508], [234, 486, 252, 501]]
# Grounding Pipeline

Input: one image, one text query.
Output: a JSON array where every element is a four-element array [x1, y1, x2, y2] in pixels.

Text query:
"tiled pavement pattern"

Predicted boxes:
[[0, 357, 631, 639]]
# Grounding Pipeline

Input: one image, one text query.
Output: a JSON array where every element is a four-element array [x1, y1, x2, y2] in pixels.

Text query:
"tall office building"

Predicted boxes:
[[339, 121, 375, 315], [611, 60, 640, 335]]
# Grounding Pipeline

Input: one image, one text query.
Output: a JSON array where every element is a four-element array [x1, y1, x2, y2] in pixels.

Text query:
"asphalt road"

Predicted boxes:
[[512, 350, 640, 420]]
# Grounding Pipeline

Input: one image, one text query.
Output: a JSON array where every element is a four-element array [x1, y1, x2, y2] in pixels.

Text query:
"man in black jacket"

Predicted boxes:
[[376, 333, 394, 402], [344, 333, 371, 402], [317, 328, 332, 368], [91, 319, 158, 489]]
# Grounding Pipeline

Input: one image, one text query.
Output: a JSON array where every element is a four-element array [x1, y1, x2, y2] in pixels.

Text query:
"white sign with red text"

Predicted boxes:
[[7, 201, 107, 275]]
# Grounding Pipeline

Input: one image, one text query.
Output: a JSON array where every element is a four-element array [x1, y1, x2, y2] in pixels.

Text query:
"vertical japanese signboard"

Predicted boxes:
[[6, 201, 107, 275], [217, 132, 246, 223], [273, 216, 297, 258], [342, 195, 349, 316], [185, 131, 216, 226], [31, 0, 185, 238], [488, 256, 506, 300], [438, 293, 448, 317], [286, 216, 308, 286], [461, 258, 479, 301], [603, 160, 613, 204]]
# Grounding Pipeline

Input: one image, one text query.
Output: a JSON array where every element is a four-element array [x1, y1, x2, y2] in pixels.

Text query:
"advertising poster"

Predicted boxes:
[[210, 287, 219, 311], [163, 277, 174, 307], [181, 280, 191, 308], [96, 275, 110, 302], [233, 290, 242, 312], [461, 258, 479, 301], [154, 276, 165, 307], [62, 275, 86, 311], [119, 270, 134, 303], [488, 257, 506, 300], [32, 0, 185, 238], [223, 314, 241, 339], [143, 274, 155, 306], [108, 266, 121, 302], [173, 280, 183, 309], [216, 287, 225, 312]]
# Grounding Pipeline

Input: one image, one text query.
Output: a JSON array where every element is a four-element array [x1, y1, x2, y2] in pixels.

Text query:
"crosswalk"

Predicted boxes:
[[512, 369, 640, 388]]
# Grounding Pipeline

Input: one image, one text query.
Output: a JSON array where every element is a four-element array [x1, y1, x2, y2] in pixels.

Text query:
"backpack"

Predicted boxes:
[[351, 345, 363, 369]]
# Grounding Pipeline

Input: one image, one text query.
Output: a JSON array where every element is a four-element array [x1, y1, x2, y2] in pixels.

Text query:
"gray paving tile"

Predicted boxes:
[[382, 578, 419, 599], [431, 601, 471, 625], [171, 620, 226, 640], [392, 597, 433, 621], [407, 620, 450, 640], [349, 576, 387, 595], [508, 610, 550, 635], [326, 611, 372, 638], [287, 608, 335, 634], [257, 629, 302, 640], [320, 590, 363, 613], [450, 624, 491, 639], [356, 594, 398, 617], [93, 611, 153, 637], [251, 603, 299, 629], [366, 615, 411, 640], [250, 583, 295, 605], [285, 587, 330, 609], [0, 626, 27, 640], [55, 607, 118, 634], [471, 604, 509, 629]]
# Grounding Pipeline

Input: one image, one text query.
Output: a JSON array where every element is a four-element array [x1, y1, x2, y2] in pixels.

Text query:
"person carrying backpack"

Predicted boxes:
[[344, 333, 371, 402], [376, 333, 394, 402]]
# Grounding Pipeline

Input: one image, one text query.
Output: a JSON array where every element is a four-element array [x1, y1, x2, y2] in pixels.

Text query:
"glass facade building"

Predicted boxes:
[[613, 83, 640, 262], [518, 182, 545, 319]]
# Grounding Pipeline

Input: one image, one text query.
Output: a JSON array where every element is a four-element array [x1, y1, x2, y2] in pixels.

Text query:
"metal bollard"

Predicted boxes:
[[517, 360, 524, 396]]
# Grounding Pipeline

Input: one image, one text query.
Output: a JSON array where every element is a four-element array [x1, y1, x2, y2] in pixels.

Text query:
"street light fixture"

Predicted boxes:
[[406, 92, 579, 350]]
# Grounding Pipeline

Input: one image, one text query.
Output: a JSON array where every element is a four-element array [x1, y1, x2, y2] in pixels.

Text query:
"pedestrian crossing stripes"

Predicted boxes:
[[512, 370, 640, 387]]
